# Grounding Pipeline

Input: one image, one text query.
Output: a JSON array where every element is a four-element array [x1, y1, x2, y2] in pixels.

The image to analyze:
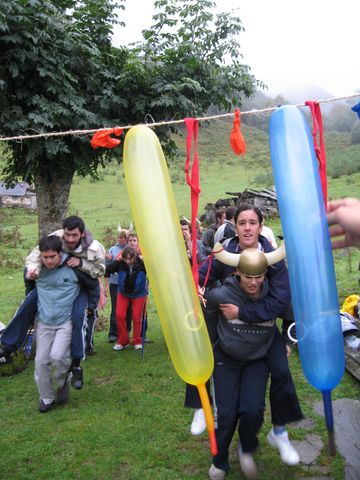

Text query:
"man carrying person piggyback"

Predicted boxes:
[[0, 216, 105, 390]]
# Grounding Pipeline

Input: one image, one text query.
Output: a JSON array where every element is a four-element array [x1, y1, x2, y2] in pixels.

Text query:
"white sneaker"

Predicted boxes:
[[237, 442, 257, 480], [112, 344, 128, 351], [267, 428, 300, 465], [208, 463, 225, 480], [190, 408, 207, 435], [134, 344, 142, 351]]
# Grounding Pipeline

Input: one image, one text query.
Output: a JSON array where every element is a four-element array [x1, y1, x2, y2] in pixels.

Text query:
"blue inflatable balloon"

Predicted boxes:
[[269, 105, 344, 392]]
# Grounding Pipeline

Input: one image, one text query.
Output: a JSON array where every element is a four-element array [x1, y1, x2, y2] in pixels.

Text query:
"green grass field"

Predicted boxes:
[[0, 120, 360, 479]]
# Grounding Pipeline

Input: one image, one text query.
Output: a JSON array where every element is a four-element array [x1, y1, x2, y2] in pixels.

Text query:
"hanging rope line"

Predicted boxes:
[[0, 93, 359, 143]]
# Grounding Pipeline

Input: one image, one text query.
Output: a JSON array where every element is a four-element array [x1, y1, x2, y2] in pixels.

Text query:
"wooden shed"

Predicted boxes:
[[201, 188, 278, 225]]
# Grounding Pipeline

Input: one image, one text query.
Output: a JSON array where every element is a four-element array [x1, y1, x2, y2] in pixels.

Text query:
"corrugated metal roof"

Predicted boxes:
[[0, 182, 30, 197]]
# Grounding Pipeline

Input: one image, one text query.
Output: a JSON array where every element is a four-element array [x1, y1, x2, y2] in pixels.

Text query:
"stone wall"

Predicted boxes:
[[0, 194, 37, 209]]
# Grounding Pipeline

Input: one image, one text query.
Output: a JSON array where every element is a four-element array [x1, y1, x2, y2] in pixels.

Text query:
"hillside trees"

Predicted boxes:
[[350, 122, 360, 145], [0, 0, 259, 236], [324, 102, 356, 133]]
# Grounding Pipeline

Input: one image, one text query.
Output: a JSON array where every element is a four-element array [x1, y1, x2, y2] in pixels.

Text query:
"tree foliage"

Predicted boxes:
[[0, 0, 126, 184], [0, 0, 260, 233]]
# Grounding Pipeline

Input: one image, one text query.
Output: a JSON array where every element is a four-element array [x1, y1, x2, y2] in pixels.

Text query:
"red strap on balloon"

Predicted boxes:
[[184, 118, 201, 287], [304, 101, 327, 204], [200, 244, 224, 289], [90, 128, 123, 149], [230, 108, 246, 155], [201, 254, 214, 289]]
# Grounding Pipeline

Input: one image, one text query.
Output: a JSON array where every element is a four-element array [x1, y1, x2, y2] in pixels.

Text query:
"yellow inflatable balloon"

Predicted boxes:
[[123, 125, 216, 454]]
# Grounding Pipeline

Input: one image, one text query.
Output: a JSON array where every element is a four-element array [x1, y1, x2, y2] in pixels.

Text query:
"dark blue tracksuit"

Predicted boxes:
[[212, 347, 269, 471]]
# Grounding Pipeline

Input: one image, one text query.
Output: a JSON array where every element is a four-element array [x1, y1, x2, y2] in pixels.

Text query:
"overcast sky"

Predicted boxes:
[[112, 0, 359, 98]]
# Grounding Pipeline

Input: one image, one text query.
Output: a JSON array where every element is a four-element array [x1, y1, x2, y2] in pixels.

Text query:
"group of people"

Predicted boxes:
[[0, 217, 147, 413], [0, 196, 359, 477]]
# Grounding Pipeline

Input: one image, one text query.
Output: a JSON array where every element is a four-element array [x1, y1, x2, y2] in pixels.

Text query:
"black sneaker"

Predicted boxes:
[[71, 366, 83, 390], [38, 399, 55, 413], [85, 347, 96, 356]]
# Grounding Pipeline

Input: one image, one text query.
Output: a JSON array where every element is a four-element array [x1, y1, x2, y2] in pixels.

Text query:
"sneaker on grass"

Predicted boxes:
[[38, 399, 55, 413], [70, 366, 83, 390], [237, 442, 257, 480], [267, 428, 300, 465], [208, 463, 225, 480], [191, 408, 207, 435], [113, 343, 129, 351]]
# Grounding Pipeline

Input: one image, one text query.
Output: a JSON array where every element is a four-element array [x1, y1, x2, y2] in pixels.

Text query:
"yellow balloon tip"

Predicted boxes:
[[209, 429, 218, 456]]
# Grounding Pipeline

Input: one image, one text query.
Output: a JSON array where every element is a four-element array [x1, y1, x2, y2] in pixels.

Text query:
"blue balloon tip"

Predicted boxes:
[[322, 390, 334, 432]]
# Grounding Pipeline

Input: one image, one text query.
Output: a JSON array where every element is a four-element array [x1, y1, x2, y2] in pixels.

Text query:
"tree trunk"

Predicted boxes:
[[34, 170, 74, 239]]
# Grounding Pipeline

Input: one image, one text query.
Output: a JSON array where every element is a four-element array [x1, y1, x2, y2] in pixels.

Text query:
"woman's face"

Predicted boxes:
[[236, 210, 262, 249], [128, 236, 138, 248], [239, 273, 265, 297]]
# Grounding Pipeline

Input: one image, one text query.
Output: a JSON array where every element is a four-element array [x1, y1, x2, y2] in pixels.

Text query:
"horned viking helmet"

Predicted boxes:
[[212, 241, 286, 277], [117, 223, 134, 236]]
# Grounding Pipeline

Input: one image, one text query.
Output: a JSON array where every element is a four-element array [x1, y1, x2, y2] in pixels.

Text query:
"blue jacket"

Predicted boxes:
[[106, 257, 147, 299], [36, 255, 100, 325], [199, 234, 291, 323]]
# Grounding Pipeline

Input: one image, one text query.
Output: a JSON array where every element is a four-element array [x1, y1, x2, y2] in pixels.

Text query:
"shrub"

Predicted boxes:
[[328, 147, 360, 178], [0, 226, 23, 247], [252, 171, 274, 187], [101, 225, 118, 250]]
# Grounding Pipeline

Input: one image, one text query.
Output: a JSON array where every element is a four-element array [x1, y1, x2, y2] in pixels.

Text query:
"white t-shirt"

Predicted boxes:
[[261, 225, 277, 249]]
